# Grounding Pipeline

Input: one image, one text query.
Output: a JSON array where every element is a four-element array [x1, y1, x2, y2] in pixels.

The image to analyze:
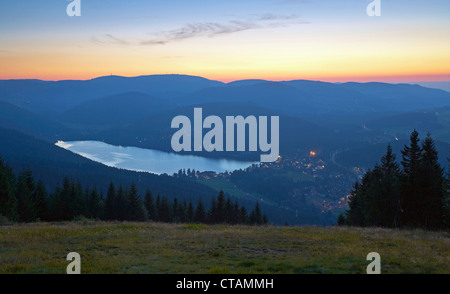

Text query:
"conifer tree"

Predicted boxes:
[[187, 201, 194, 223], [71, 181, 86, 218], [232, 200, 240, 224], [400, 130, 422, 227], [446, 158, 450, 229], [159, 196, 172, 222], [32, 180, 48, 221], [194, 199, 206, 223], [346, 181, 364, 226], [155, 195, 161, 222], [0, 157, 17, 221], [341, 131, 446, 230], [16, 170, 36, 222], [86, 187, 104, 219], [239, 205, 248, 224], [179, 200, 188, 223], [208, 196, 217, 224], [215, 190, 226, 223], [172, 198, 180, 223], [144, 189, 155, 221], [116, 185, 128, 221], [127, 183, 148, 221], [104, 182, 117, 220], [419, 134, 445, 229], [379, 145, 401, 227], [249, 201, 263, 225]]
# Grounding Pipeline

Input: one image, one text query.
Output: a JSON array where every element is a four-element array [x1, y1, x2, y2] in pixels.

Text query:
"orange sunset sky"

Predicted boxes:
[[0, 0, 449, 83]]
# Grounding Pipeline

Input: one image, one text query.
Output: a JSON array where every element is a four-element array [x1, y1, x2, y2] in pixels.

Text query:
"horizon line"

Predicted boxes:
[[1, 73, 450, 84]]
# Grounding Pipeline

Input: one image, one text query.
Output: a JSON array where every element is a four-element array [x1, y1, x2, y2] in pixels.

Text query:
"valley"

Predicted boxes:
[[1, 75, 449, 226]]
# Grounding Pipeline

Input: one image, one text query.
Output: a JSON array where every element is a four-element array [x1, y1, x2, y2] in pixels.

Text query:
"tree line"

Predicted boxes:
[[338, 131, 449, 230], [0, 159, 268, 225]]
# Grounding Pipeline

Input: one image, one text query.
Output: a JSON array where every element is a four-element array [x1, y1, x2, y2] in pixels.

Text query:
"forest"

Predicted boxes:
[[338, 131, 449, 230], [0, 159, 267, 225]]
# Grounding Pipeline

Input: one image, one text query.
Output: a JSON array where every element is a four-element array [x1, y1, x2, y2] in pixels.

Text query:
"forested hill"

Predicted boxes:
[[0, 127, 292, 223], [0, 127, 215, 200]]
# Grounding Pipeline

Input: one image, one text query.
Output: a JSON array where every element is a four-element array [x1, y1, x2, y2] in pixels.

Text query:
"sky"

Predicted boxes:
[[0, 0, 449, 83]]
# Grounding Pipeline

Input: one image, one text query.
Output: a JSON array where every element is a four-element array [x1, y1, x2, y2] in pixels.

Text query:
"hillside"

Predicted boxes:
[[0, 222, 448, 274], [0, 127, 218, 204], [0, 127, 299, 224], [0, 101, 73, 141], [336, 138, 450, 169], [61, 92, 176, 127]]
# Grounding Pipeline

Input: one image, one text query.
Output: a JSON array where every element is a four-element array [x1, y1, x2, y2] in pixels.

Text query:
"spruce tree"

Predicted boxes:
[[144, 189, 155, 221], [194, 199, 206, 223], [86, 188, 104, 219], [239, 205, 248, 224], [250, 201, 262, 225], [232, 200, 240, 224], [225, 196, 233, 224], [341, 131, 446, 230], [419, 134, 445, 229], [32, 180, 48, 221], [400, 130, 422, 227], [337, 213, 346, 226], [155, 195, 161, 222], [48, 186, 64, 221], [216, 190, 226, 223], [446, 158, 450, 229], [208, 197, 217, 224], [127, 183, 148, 221], [172, 198, 180, 223], [104, 182, 117, 220], [16, 170, 36, 222], [0, 157, 17, 221], [379, 145, 401, 227], [60, 177, 72, 220], [116, 185, 128, 221], [346, 182, 364, 226], [187, 201, 194, 223], [180, 200, 188, 223], [363, 166, 384, 226], [159, 196, 172, 222], [72, 181, 86, 218]]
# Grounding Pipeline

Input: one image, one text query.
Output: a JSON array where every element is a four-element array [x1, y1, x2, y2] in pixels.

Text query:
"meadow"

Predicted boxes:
[[0, 221, 448, 274]]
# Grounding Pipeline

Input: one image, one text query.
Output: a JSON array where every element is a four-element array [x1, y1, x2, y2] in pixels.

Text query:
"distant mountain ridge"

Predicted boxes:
[[0, 74, 224, 113], [1, 75, 448, 116]]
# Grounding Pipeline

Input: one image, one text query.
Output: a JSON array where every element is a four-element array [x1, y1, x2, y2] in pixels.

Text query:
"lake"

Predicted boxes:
[[55, 140, 257, 175]]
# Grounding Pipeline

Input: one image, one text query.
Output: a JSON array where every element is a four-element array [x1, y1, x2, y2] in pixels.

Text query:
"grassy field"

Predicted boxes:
[[0, 221, 449, 274]]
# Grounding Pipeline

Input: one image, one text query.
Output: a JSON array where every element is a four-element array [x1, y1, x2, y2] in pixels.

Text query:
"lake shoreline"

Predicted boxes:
[[55, 140, 258, 175]]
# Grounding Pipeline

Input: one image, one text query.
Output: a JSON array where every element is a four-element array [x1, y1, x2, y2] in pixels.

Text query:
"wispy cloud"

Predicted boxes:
[[140, 14, 308, 46], [91, 34, 129, 46], [141, 21, 255, 45], [92, 14, 309, 47]]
